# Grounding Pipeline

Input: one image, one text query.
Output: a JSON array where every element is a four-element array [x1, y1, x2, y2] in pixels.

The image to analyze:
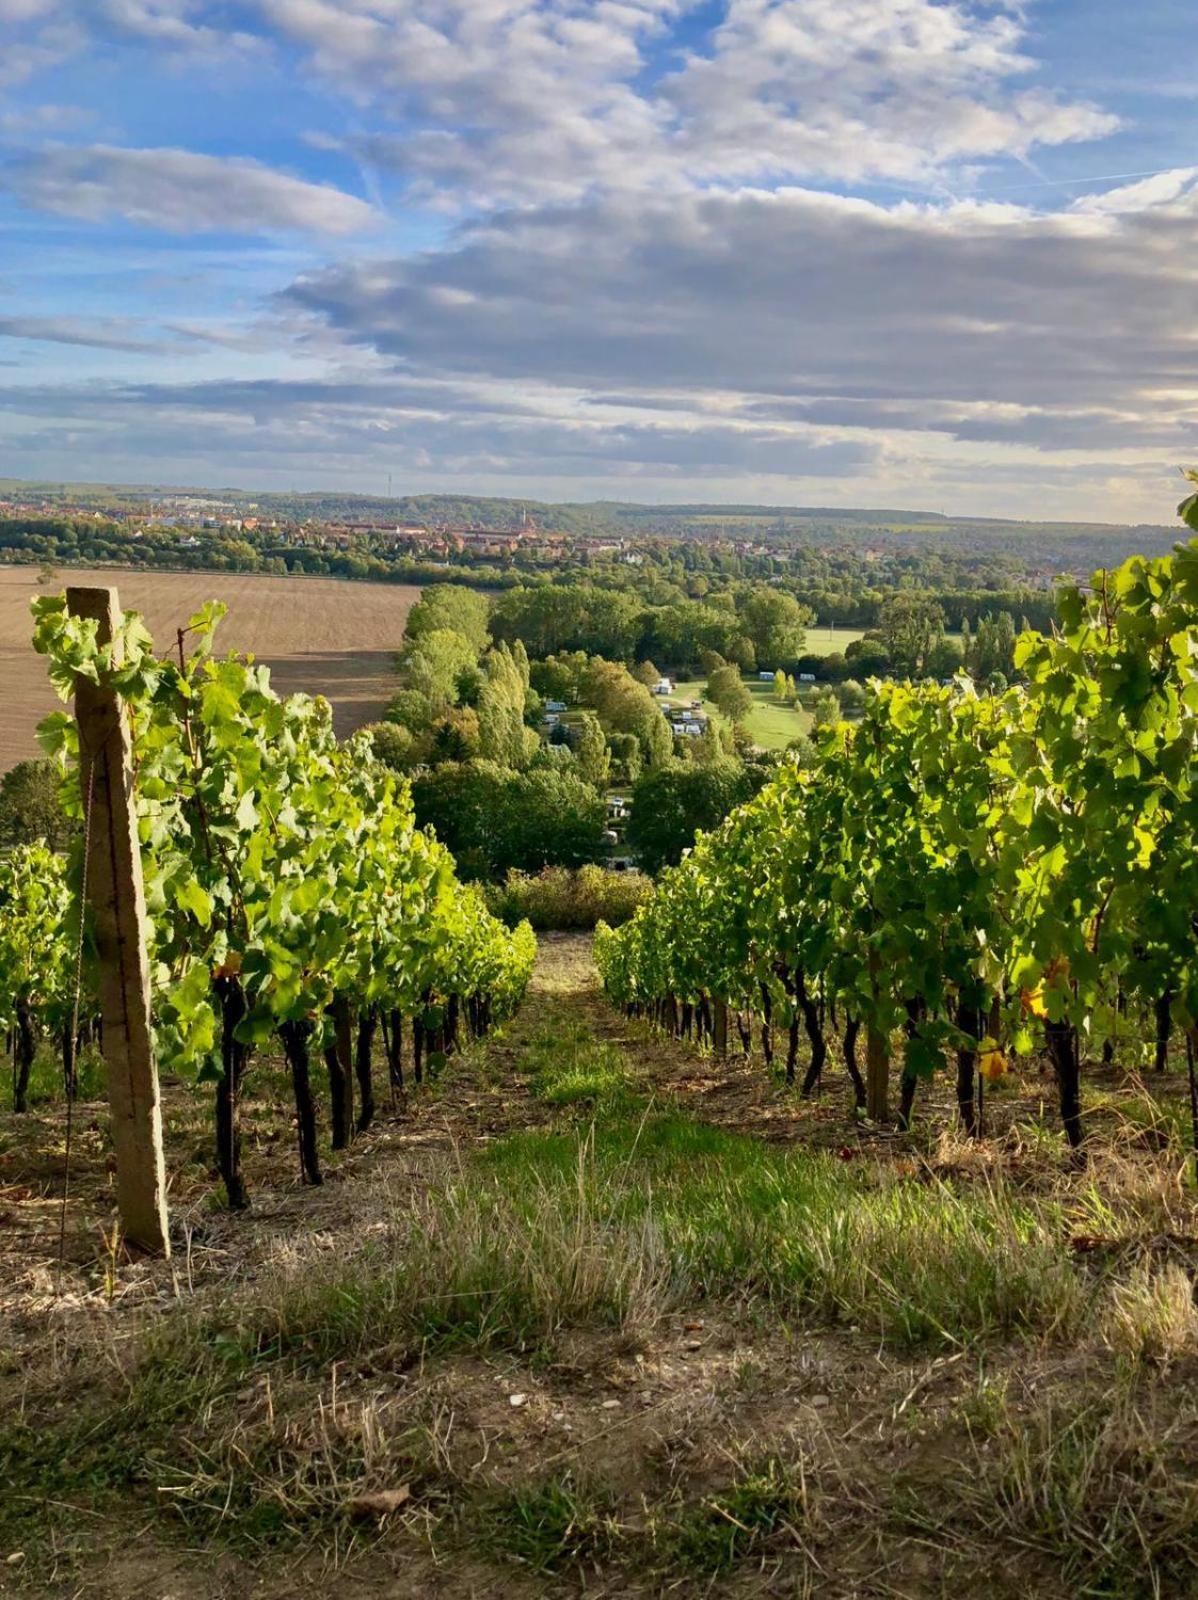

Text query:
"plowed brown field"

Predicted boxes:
[[0, 565, 421, 771]]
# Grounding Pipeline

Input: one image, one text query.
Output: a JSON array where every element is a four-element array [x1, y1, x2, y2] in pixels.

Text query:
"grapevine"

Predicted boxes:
[[598, 507, 1198, 1150], [22, 597, 536, 1205]]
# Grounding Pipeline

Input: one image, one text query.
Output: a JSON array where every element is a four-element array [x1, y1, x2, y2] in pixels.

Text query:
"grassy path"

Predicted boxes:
[[2, 935, 1198, 1598]]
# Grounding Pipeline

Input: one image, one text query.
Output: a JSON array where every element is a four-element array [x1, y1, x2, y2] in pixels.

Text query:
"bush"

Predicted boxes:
[[486, 866, 651, 930]]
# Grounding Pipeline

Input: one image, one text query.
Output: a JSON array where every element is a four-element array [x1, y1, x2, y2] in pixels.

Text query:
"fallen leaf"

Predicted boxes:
[[345, 1486, 411, 1521]]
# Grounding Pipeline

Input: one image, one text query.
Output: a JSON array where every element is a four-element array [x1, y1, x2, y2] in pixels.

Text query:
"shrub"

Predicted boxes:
[[486, 866, 651, 929]]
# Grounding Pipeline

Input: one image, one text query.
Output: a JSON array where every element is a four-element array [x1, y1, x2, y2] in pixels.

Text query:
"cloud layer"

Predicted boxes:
[[1, 144, 380, 233], [0, 0, 1194, 515]]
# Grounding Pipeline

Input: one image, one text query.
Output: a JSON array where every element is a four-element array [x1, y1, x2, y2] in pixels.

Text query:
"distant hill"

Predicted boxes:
[[0, 477, 1178, 571]]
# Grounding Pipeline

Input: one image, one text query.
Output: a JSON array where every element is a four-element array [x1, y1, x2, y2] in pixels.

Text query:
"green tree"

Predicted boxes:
[[0, 758, 72, 851], [926, 636, 965, 680], [608, 731, 642, 784], [582, 659, 674, 765], [405, 584, 491, 655], [810, 688, 841, 727], [967, 612, 1017, 683], [478, 645, 538, 768], [362, 722, 415, 771], [707, 664, 753, 723], [400, 627, 478, 709], [574, 712, 611, 788], [877, 594, 945, 677], [739, 588, 811, 663], [411, 761, 605, 879], [626, 759, 764, 875]]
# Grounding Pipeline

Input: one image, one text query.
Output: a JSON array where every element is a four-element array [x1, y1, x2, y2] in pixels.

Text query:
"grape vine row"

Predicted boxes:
[[11, 596, 536, 1206], [597, 499, 1198, 1149]]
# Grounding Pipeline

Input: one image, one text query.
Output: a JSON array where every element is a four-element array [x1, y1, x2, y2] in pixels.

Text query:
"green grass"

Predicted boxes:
[[479, 1477, 623, 1572], [659, 1456, 811, 1575], [668, 677, 811, 751], [801, 625, 868, 657], [480, 1113, 1087, 1347], [521, 1016, 636, 1109], [902, 1381, 1198, 1599], [800, 626, 964, 659], [10, 952, 1198, 1600], [19, 1042, 105, 1106], [479, 1456, 811, 1579]]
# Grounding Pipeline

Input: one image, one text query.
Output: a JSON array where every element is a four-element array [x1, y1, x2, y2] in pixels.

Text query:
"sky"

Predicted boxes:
[[0, 0, 1195, 520]]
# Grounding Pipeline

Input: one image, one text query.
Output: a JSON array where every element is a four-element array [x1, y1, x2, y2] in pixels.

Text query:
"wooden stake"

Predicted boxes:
[[866, 1024, 889, 1122], [67, 587, 170, 1256], [713, 999, 728, 1059], [866, 950, 889, 1122]]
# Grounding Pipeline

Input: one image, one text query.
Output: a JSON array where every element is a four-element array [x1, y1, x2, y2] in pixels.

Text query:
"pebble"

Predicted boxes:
[[685, 1339, 703, 1351], [810, 1394, 831, 1408], [601, 1399, 622, 1410], [508, 1393, 527, 1408]]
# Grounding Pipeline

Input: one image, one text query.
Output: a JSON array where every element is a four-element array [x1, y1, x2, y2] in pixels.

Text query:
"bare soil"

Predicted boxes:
[[0, 565, 421, 771]]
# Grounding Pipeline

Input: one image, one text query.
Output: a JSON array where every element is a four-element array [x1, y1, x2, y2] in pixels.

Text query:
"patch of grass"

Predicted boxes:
[[479, 1477, 623, 1572], [483, 1113, 1087, 1347], [1089, 1080, 1192, 1154], [521, 1017, 636, 1110], [914, 1384, 1198, 1599], [668, 677, 811, 751], [1101, 1260, 1198, 1367], [479, 1457, 812, 1580], [656, 1456, 812, 1575]]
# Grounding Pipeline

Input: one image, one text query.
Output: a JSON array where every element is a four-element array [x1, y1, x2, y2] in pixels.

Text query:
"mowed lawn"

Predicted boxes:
[[803, 624, 867, 656], [0, 565, 421, 772], [804, 624, 964, 659], [669, 676, 812, 750]]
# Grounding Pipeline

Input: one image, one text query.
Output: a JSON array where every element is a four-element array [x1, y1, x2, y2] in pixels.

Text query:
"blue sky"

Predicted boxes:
[[0, 0, 1195, 519]]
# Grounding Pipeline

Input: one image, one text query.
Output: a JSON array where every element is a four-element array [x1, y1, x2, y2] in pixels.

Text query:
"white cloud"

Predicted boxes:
[[0, 144, 381, 234], [658, 0, 1117, 188], [1071, 166, 1198, 215], [259, 0, 1117, 203]]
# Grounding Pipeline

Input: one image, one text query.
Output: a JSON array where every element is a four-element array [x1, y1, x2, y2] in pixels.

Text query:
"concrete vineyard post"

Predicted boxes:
[[67, 586, 171, 1256]]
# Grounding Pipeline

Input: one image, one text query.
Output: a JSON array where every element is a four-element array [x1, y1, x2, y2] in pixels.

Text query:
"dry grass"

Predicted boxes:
[[5, 934, 1198, 1599], [1101, 1260, 1198, 1366], [0, 564, 420, 770]]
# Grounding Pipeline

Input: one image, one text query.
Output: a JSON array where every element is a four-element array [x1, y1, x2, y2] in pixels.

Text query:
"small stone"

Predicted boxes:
[[509, 1392, 528, 1408], [601, 1399, 622, 1410], [6, 1553, 25, 1566], [685, 1339, 703, 1351], [810, 1394, 831, 1408]]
